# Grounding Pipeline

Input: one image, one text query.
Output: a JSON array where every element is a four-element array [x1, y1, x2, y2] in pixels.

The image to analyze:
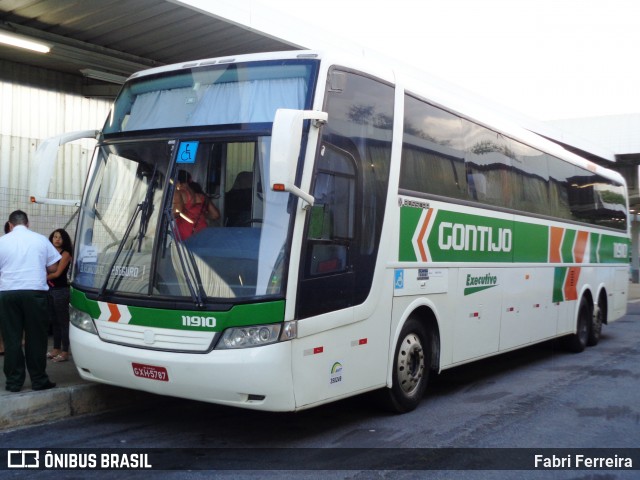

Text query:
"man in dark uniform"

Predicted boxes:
[[0, 210, 60, 392]]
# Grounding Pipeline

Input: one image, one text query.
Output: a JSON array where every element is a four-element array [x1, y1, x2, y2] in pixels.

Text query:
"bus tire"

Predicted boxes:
[[564, 297, 592, 353], [587, 301, 603, 347], [381, 318, 430, 413]]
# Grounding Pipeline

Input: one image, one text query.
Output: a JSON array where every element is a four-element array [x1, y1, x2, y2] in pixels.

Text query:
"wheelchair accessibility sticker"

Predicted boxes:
[[177, 141, 199, 164], [394, 269, 404, 290]]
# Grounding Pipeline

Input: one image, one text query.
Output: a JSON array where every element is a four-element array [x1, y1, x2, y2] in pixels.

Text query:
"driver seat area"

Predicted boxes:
[[225, 171, 253, 226]]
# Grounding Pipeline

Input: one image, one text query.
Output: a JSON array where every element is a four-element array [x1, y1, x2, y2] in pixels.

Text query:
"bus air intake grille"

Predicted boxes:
[[95, 321, 217, 352]]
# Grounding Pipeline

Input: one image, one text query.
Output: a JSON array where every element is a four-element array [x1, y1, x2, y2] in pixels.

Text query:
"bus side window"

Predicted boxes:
[[305, 146, 356, 276]]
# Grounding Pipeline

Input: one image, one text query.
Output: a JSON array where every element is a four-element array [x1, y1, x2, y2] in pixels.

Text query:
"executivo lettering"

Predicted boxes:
[[439, 222, 512, 252], [464, 273, 498, 295]]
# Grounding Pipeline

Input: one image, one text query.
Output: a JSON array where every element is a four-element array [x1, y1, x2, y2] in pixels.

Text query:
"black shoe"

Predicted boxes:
[[32, 381, 56, 391], [5, 385, 21, 392]]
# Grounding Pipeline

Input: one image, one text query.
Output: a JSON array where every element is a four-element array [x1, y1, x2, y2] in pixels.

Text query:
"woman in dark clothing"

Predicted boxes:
[[46, 228, 73, 362]]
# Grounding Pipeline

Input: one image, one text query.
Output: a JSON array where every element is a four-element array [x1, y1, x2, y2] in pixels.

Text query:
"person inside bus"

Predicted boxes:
[[172, 169, 220, 240]]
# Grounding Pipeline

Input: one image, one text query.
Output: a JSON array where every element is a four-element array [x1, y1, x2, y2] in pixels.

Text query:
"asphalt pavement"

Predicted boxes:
[[0, 336, 163, 431], [1, 282, 640, 431]]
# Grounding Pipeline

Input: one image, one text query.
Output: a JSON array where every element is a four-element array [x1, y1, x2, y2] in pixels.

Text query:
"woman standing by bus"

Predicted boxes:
[[46, 228, 73, 362]]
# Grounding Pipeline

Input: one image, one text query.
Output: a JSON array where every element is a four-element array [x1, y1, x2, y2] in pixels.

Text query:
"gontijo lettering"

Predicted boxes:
[[439, 222, 512, 252]]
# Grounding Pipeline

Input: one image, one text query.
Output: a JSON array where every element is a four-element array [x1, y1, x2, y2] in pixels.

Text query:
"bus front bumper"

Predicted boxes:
[[69, 324, 296, 412]]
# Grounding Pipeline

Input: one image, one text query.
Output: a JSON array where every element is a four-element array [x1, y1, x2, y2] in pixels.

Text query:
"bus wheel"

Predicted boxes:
[[382, 318, 430, 413], [564, 297, 592, 353], [587, 301, 603, 347]]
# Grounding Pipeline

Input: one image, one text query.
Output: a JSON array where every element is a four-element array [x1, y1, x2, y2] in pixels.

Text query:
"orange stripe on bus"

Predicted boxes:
[[564, 267, 580, 301], [549, 227, 564, 263], [108, 303, 121, 322], [417, 208, 433, 262], [573, 231, 589, 263]]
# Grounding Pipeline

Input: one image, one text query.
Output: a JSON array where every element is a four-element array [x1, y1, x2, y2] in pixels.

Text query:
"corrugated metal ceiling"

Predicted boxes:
[[0, 0, 299, 80]]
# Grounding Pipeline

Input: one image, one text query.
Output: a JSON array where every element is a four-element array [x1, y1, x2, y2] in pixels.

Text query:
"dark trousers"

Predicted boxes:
[[49, 287, 70, 352], [0, 290, 51, 389]]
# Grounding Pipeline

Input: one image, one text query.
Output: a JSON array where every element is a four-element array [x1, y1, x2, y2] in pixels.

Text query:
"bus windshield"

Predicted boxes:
[[103, 60, 317, 134], [73, 138, 290, 302], [73, 59, 319, 303]]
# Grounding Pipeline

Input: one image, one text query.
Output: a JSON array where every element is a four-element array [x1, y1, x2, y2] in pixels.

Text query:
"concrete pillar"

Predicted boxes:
[[631, 214, 639, 283]]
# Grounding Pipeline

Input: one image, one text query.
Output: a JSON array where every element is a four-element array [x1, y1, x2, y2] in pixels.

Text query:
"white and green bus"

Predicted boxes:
[[62, 50, 629, 413]]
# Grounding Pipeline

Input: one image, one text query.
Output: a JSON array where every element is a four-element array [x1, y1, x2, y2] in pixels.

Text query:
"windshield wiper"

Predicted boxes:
[[97, 201, 143, 299], [163, 204, 205, 307], [97, 165, 162, 298], [135, 165, 158, 252]]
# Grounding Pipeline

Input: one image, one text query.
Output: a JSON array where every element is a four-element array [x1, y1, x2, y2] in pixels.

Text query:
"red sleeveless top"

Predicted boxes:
[[176, 190, 207, 240]]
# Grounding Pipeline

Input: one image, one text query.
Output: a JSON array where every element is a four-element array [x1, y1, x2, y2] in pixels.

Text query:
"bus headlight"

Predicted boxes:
[[69, 305, 98, 335], [216, 321, 296, 349]]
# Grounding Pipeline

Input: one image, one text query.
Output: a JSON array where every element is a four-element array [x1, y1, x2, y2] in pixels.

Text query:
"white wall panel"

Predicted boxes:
[[0, 79, 110, 194], [0, 78, 111, 236]]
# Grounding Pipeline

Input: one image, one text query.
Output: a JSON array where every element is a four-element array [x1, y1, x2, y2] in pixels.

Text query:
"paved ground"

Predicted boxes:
[[0, 337, 164, 431], [1, 282, 640, 431]]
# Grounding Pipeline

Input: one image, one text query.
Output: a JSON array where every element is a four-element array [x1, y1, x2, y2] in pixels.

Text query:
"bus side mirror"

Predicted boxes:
[[30, 129, 99, 206], [270, 109, 327, 207]]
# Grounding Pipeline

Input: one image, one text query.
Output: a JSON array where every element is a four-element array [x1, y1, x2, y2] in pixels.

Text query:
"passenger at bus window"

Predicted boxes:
[[173, 170, 220, 240]]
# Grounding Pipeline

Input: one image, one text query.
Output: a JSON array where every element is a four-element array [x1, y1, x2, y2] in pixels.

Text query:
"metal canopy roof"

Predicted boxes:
[[0, 0, 299, 82], [0, 0, 625, 174]]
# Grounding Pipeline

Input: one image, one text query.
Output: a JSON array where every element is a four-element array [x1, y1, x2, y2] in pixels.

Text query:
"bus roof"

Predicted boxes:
[[124, 49, 626, 187]]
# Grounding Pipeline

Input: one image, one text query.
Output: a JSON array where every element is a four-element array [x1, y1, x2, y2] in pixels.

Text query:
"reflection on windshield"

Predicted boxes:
[[104, 61, 316, 134], [73, 138, 290, 303]]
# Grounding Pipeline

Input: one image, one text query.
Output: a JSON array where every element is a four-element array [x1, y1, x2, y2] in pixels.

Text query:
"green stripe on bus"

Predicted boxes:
[[70, 288, 285, 331], [399, 206, 421, 261], [70, 287, 101, 318], [590, 233, 600, 263], [512, 221, 548, 263], [598, 235, 627, 264], [399, 204, 629, 264], [561, 229, 576, 263], [553, 267, 566, 303], [464, 285, 498, 296], [424, 209, 513, 263]]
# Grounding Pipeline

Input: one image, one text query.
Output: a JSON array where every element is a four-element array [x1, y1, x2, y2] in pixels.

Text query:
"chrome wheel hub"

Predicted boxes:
[[396, 333, 425, 395]]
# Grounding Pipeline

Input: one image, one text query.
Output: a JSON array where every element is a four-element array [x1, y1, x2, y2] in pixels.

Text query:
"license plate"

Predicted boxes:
[[132, 363, 169, 382]]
